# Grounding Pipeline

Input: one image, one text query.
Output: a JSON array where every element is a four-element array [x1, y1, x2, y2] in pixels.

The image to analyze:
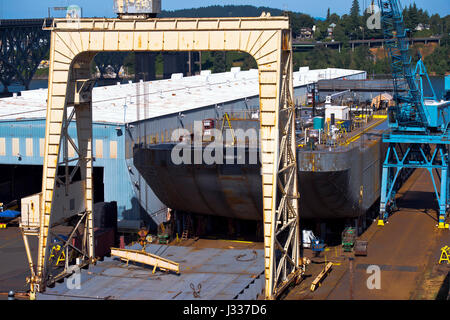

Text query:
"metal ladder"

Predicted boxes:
[[221, 112, 236, 145], [181, 214, 192, 241]]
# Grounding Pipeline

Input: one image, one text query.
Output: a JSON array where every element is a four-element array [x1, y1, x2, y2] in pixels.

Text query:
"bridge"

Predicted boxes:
[[0, 19, 52, 94], [0, 18, 200, 93], [1, 19, 442, 94], [292, 36, 442, 52]]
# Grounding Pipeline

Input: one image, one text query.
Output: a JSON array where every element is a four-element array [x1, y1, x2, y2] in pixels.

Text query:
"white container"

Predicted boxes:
[[325, 105, 350, 122], [20, 193, 41, 229]]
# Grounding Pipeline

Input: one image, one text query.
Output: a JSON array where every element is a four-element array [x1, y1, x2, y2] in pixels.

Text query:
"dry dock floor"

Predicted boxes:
[[0, 227, 264, 300], [286, 168, 450, 300], [0, 168, 448, 300], [0, 224, 37, 299]]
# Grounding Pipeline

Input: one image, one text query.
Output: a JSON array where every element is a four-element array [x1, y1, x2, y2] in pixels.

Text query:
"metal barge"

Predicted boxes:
[[297, 116, 388, 219], [133, 111, 388, 220]]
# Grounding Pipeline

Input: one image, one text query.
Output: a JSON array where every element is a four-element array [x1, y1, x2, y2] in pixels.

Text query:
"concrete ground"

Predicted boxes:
[[1, 168, 448, 300], [0, 225, 37, 299], [37, 241, 265, 300], [285, 168, 450, 300], [0, 225, 264, 300]]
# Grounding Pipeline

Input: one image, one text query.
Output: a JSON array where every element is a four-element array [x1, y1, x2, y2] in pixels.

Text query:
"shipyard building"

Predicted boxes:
[[0, 67, 365, 231]]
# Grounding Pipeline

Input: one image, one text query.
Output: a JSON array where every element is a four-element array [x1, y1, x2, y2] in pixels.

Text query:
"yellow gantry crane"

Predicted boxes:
[[19, 8, 302, 300]]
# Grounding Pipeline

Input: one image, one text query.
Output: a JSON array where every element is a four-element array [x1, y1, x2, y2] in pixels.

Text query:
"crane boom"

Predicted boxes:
[[379, 0, 448, 132]]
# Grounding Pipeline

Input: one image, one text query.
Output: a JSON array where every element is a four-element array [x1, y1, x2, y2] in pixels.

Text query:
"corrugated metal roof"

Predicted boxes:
[[0, 67, 364, 124], [37, 244, 265, 300]]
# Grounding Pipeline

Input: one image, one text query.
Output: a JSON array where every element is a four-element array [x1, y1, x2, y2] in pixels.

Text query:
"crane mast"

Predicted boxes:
[[378, 0, 450, 229]]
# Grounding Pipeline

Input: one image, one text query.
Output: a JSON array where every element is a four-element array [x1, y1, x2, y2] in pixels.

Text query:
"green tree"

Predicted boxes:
[[429, 14, 442, 35], [417, 8, 429, 26], [242, 54, 257, 70], [288, 12, 315, 38], [314, 21, 328, 41], [333, 24, 348, 43], [329, 13, 340, 25], [123, 52, 135, 76], [408, 3, 420, 31], [350, 0, 360, 18], [211, 51, 226, 73], [349, 0, 363, 40], [444, 15, 450, 34], [402, 7, 410, 29], [425, 50, 449, 76]]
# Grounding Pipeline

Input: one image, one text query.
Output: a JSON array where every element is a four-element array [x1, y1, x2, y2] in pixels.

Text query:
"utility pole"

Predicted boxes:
[[349, 257, 354, 300]]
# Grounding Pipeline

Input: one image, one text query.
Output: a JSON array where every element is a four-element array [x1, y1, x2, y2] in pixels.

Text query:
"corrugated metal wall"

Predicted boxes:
[[0, 118, 151, 225], [0, 119, 46, 165]]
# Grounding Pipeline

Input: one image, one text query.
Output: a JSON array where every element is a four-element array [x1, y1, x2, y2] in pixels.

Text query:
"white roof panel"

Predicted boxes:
[[0, 67, 364, 124]]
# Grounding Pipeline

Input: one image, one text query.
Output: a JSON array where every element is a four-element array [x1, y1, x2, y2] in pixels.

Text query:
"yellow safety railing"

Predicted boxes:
[[439, 246, 449, 264], [48, 244, 66, 266]]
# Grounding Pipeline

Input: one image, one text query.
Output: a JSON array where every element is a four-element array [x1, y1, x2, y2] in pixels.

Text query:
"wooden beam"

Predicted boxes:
[[111, 247, 180, 274], [310, 262, 333, 292]]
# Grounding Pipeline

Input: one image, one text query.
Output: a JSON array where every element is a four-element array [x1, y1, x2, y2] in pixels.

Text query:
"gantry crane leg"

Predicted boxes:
[[378, 142, 449, 228], [23, 51, 97, 294]]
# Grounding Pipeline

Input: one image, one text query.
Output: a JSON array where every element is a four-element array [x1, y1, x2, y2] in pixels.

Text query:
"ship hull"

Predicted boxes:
[[134, 126, 386, 221], [297, 137, 384, 218], [133, 145, 262, 220]]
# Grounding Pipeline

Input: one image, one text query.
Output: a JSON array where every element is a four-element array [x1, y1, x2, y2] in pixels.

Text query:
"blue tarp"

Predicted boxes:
[[0, 210, 20, 219]]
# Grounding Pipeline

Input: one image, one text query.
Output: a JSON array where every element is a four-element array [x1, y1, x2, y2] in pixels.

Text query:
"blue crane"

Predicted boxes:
[[377, 0, 450, 229]]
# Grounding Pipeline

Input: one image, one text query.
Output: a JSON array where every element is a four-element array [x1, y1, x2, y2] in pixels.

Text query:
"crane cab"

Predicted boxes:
[[114, 0, 161, 19]]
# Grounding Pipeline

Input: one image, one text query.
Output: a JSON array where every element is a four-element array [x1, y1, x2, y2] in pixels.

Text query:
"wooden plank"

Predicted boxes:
[[111, 248, 180, 274], [310, 262, 333, 292]]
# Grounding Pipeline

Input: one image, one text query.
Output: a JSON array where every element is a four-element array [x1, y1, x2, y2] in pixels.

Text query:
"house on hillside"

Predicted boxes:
[[415, 23, 430, 31], [327, 23, 336, 39], [298, 27, 314, 40]]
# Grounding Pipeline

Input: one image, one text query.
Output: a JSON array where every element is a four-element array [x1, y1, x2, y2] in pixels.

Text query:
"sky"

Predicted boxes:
[[0, 0, 449, 19]]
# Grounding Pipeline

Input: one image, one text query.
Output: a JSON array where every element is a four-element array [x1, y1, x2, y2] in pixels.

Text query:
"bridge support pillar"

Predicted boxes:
[[135, 52, 156, 81]]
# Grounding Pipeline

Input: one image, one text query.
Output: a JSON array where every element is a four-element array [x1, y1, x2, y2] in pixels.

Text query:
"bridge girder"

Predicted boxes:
[[0, 20, 50, 92]]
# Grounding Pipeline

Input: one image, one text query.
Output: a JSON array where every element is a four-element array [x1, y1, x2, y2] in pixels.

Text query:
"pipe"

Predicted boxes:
[[21, 229, 35, 278]]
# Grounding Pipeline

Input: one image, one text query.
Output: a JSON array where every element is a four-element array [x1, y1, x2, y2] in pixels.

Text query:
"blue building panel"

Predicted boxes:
[[0, 118, 146, 224]]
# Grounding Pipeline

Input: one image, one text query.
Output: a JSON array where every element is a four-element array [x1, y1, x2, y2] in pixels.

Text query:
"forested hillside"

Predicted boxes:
[[157, 4, 449, 75]]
